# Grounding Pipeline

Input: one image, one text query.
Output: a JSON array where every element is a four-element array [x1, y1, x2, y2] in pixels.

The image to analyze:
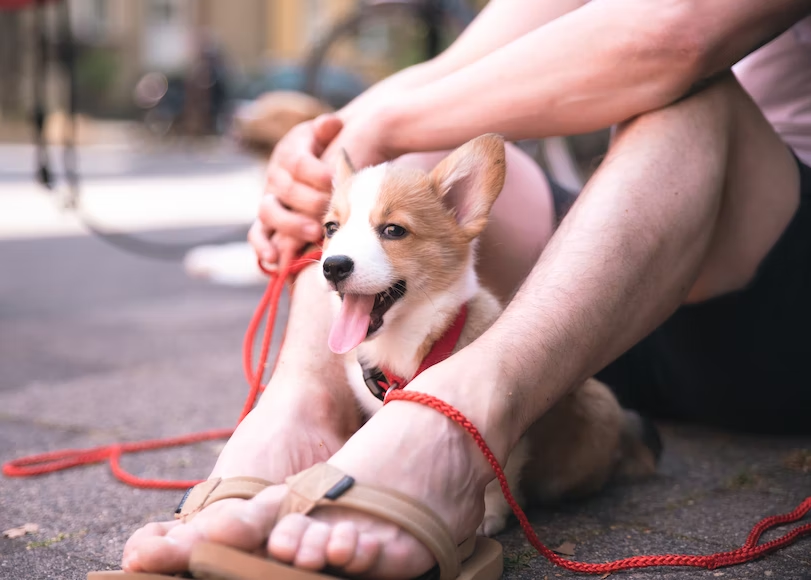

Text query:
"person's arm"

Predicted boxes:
[[374, 0, 811, 155], [338, 0, 586, 122], [252, 0, 586, 263]]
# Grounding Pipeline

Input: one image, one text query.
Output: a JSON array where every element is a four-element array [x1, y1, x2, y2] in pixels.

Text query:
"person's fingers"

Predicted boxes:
[[278, 183, 331, 221], [258, 195, 323, 243], [289, 151, 334, 192], [267, 170, 330, 219], [248, 220, 276, 264], [275, 119, 337, 191], [313, 114, 343, 150], [273, 233, 310, 267]]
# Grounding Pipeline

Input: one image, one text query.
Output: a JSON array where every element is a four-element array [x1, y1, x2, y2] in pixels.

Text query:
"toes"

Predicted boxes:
[[270, 515, 376, 573], [268, 513, 311, 564], [204, 501, 275, 552], [477, 514, 507, 537], [125, 487, 289, 574], [132, 511, 220, 573], [341, 532, 382, 576], [127, 532, 196, 573], [122, 521, 180, 572], [294, 521, 332, 570], [325, 521, 359, 568]]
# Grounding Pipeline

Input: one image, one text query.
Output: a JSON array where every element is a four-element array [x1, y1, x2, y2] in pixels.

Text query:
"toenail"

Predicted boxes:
[[274, 532, 297, 550], [122, 552, 137, 571], [237, 507, 264, 528]]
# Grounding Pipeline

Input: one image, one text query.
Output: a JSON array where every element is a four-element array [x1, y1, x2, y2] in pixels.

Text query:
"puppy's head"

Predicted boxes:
[[321, 134, 506, 354]]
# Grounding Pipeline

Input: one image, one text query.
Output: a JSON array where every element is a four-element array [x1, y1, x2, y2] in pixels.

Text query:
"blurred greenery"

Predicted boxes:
[[74, 47, 119, 113]]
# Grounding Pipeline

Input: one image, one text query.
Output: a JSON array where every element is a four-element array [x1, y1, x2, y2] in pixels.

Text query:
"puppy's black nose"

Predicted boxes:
[[323, 255, 354, 284]]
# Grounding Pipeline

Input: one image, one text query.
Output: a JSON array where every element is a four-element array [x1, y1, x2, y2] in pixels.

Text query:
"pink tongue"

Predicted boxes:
[[328, 294, 376, 354]]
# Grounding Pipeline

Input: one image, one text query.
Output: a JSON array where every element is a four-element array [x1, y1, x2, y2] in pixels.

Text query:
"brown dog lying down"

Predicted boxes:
[[318, 134, 660, 537], [231, 91, 332, 156]]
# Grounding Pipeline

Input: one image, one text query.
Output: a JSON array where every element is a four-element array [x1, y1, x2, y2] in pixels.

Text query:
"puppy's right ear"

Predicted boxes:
[[430, 133, 506, 240], [334, 149, 356, 187]]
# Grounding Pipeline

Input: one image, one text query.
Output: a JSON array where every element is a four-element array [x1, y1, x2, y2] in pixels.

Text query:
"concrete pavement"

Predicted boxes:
[[0, 143, 264, 240]]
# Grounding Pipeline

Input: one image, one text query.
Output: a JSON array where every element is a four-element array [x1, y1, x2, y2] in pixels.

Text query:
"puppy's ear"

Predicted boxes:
[[430, 134, 506, 240], [334, 149, 356, 187]]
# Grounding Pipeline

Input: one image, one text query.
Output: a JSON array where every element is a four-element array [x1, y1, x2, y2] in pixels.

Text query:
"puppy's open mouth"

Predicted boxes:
[[328, 280, 407, 354], [367, 280, 407, 335]]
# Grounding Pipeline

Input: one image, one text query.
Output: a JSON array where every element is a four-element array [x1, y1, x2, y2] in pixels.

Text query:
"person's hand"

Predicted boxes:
[[249, 115, 343, 266], [321, 108, 394, 171]]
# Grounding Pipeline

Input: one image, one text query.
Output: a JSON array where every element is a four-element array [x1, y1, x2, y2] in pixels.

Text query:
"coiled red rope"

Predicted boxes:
[[3, 249, 809, 573], [2, 252, 316, 489]]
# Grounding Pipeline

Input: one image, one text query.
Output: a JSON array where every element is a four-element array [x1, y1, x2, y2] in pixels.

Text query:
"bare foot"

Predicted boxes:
[[264, 401, 497, 577], [125, 352, 513, 579], [121, 372, 360, 574]]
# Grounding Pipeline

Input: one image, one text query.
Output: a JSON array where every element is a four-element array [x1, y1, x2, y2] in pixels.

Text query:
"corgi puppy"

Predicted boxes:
[[319, 134, 659, 536]]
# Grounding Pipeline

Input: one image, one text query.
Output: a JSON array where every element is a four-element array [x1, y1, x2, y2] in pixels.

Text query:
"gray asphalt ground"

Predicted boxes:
[[1, 224, 810, 579]]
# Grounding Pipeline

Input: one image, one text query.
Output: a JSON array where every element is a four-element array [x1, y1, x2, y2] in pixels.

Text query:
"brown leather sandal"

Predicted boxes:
[[89, 464, 503, 580], [88, 476, 274, 580]]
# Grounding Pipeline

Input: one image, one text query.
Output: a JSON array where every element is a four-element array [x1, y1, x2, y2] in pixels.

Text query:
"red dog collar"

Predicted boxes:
[[362, 304, 468, 401]]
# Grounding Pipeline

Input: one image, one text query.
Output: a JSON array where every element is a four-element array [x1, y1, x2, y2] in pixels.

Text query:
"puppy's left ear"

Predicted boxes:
[[430, 134, 506, 240], [334, 149, 356, 187]]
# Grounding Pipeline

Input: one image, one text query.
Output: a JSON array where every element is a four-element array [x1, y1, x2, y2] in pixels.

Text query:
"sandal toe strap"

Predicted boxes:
[[280, 463, 462, 580], [176, 476, 273, 521]]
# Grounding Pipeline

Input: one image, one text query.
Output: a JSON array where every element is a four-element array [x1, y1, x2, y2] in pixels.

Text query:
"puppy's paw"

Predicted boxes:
[[477, 512, 508, 537]]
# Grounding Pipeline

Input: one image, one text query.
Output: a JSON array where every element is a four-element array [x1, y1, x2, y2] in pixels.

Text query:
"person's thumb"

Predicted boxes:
[[312, 114, 343, 148], [275, 234, 307, 268]]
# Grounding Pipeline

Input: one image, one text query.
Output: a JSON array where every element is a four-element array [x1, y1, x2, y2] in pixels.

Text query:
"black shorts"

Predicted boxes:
[[594, 155, 811, 435]]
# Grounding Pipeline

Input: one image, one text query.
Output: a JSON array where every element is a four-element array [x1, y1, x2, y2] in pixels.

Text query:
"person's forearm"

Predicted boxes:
[[377, 0, 811, 155], [339, 0, 585, 122]]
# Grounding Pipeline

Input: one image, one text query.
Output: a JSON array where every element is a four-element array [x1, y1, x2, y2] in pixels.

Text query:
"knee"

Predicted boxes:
[[614, 71, 741, 142], [477, 144, 556, 301], [392, 150, 451, 172]]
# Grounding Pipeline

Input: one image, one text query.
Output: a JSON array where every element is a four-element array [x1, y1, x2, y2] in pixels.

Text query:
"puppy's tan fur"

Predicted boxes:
[[321, 135, 657, 537]]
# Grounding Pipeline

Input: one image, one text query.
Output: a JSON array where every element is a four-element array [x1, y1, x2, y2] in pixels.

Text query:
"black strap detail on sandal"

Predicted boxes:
[[175, 487, 194, 514]]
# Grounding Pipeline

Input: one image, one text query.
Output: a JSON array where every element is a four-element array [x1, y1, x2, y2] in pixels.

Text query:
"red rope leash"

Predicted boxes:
[[2, 252, 317, 489], [3, 249, 809, 572], [384, 390, 811, 572]]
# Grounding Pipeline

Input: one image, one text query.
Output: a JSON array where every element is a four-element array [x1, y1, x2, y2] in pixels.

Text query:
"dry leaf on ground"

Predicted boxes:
[[3, 523, 39, 539], [552, 541, 577, 556]]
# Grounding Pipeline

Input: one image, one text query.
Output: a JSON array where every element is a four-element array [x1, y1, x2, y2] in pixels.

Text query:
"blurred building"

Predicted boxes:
[[68, 0, 356, 74], [0, 0, 356, 119], [0, 0, 484, 125]]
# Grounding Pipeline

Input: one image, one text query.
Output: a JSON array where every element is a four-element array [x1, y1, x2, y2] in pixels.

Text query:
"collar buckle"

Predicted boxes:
[[362, 366, 389, 402]]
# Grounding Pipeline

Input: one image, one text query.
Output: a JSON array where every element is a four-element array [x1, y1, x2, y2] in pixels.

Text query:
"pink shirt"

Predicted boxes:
[[733, 16, 811, 166]]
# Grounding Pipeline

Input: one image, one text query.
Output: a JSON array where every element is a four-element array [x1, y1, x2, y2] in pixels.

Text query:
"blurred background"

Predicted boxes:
[[0, 0, 604, 266], [0, 0, 497, 266]]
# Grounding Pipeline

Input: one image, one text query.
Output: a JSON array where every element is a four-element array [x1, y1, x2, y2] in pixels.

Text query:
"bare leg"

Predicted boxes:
[[126, 75, 800, 578], [480, 73, 799, 450]]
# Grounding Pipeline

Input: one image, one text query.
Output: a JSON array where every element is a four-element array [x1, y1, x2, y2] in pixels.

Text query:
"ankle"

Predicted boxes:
[[406, 354, 519, 464], [258, 372, 361, 437]]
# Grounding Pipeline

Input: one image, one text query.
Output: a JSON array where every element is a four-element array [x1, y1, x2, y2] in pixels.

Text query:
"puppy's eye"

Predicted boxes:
[[381, 224, 408, 239], [324, 222, 339, 238]]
